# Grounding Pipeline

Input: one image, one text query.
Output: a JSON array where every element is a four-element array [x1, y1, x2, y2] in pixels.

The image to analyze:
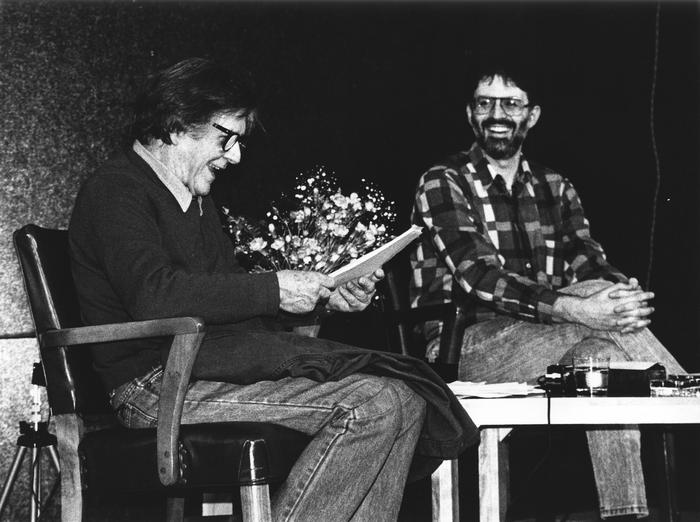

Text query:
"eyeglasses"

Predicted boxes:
[[212, 123, 246, 152], [472, 96, 530, 117]]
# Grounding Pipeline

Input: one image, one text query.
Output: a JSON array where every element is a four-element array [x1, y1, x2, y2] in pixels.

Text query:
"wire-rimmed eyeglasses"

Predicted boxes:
[[472, 96, 531, 117], [212, 123, 246, 152]]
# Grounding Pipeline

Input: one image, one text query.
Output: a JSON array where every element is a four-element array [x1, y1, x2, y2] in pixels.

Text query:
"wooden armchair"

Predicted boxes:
[[13, 224, 310, 521]]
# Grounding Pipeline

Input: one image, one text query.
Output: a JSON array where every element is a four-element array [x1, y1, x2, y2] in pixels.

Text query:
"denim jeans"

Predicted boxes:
[[110, 368, 426, 521], [452, 280, 685, 519]]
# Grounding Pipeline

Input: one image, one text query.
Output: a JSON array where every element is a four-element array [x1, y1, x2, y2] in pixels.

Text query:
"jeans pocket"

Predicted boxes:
[[110, 380, 136, 411], [115, 401, 159, 429], [141, 366, 164, 392], [121, 403, 158, 428], [110, 366, 163, 429]]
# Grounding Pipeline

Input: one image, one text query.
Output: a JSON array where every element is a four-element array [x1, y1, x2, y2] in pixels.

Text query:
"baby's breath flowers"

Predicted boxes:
[[223, 166, 396, 274]]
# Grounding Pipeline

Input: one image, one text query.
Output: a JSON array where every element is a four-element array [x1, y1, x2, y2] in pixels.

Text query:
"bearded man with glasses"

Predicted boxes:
[[410, 61, 686, 519]]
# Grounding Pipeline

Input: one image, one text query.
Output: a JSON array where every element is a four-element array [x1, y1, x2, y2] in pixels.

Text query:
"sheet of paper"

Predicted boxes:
[[329, 225, 422, 285], [447, 381, 545, 398], [609, 361, 658, 370]]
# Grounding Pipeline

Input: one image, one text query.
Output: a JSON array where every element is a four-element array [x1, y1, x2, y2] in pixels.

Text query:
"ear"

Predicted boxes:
[[169, 128, 191, 146], [466, 104, 477, 132], [526, 105, 541, 129]]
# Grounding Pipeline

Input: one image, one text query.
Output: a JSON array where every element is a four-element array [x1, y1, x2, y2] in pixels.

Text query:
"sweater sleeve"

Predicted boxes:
[[70, 166, 280, 325]]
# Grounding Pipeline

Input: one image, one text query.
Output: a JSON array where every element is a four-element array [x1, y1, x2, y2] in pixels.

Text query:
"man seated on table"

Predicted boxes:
[[69, 57, 427, 521], [410, 57, 685, 519]]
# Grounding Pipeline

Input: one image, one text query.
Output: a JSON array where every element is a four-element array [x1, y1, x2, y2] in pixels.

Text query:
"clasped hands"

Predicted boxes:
[[556, 277, 654, 334], [277, 269, 384, 315]]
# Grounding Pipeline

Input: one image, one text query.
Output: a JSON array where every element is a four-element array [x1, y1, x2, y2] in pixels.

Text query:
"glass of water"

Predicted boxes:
[[573, 356, 610, 397]]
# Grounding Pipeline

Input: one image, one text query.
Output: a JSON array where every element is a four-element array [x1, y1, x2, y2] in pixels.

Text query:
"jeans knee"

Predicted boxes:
[[560, 336, 630, 363], [370, 380, 426, 441], [345, 378, 407, 430], [387, 379, 426, 425]]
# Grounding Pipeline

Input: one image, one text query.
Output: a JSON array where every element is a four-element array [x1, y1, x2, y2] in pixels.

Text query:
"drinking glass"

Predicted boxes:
[[573, 356, 610, 396]]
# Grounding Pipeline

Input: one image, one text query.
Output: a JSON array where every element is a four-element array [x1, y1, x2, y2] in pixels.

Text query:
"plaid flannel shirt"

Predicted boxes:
[[410, 143, 626, 336]]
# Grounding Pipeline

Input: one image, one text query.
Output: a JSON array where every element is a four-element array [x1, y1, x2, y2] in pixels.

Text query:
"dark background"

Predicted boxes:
[[1, 1, 698, 369], [216, 1, 700, 371], [0, 1, 698, 519]]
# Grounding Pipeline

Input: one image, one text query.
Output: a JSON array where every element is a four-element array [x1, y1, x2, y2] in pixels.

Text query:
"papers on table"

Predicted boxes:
[[609, 361, 658, 370], [448, 381, 545, 398]]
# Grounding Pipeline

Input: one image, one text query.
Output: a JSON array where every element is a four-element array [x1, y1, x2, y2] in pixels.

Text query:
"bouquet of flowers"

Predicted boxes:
[[222, 166, 396, 275]]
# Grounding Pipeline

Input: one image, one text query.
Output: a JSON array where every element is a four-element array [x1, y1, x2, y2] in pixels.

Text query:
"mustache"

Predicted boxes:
[[481, 118, 516, 130]]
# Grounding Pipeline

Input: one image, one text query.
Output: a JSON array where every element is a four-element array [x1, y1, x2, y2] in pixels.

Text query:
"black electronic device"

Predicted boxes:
[[539, 364, 576, 396], [539, 362, 667, 397]]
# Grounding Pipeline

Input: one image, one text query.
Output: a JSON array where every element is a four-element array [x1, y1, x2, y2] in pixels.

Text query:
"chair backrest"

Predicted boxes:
[[13, 224, 110, 415], [380, 251, 415, 356], [381, 247, 474, 376]]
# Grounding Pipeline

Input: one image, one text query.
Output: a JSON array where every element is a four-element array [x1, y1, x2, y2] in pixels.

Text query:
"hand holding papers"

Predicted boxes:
[[329, 225, 422, 286]]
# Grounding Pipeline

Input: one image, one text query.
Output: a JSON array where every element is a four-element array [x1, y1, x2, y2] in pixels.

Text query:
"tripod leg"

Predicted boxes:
[[48, 445, 60, 473], [0, 446, 27, 515], [30, 447, 40, 522]]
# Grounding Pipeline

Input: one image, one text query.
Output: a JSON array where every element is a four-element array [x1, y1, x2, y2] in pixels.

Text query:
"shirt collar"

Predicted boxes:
[[466, 143, 533, 189], [132, 140, 200, 214]]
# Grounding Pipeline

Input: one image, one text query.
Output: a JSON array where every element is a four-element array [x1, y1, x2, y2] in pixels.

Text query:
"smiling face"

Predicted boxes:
[[168, 111, 247, 196], [466, 75, 540, 160]]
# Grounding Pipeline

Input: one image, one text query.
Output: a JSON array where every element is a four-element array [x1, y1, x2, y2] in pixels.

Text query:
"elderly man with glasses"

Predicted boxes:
[[410, 61, 685, 519], [69, 57, 440, 521]]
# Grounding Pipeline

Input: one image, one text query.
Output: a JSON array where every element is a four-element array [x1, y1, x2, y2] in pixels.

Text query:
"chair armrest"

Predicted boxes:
[[38, 317, 206, 487], [39, 317, 206, 348], [387, 304, 469, 365], [401, 304, 468, 365], [387, 303, 456, 325], [156, 324, 206, 486], [381, 253, 472, 367], [437, 305, 469, 365]]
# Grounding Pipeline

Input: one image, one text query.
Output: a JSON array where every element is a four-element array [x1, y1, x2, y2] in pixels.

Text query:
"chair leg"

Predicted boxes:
[[165, 497, 185, 522], [240, 484, 271, 522], [55, 415, 84, 522], [660, 430, 679, 522]]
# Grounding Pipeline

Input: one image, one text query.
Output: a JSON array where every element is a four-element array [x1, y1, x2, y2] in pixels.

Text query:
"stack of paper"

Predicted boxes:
[[329, 225, 422, 285], [448, 381, 545, 398]]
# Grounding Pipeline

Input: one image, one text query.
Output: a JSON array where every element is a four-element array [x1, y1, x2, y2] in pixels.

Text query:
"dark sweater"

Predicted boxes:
[[69, 149, 280, 392]]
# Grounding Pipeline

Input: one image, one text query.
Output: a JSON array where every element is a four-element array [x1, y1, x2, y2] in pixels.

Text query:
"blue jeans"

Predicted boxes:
[[110, 368, 426, 521], [453, 280, 685, 519]]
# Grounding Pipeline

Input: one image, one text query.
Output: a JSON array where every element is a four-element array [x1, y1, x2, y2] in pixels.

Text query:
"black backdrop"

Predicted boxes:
[[1, 0, 698, 369], [210, 1, 700, 370]]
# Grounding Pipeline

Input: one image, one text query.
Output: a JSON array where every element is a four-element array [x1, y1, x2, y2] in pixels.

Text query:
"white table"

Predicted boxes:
[[430, 396, 700, 522]]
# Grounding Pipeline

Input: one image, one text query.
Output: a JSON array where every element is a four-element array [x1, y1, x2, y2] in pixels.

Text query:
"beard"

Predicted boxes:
[[470, 115, 529, 160]]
